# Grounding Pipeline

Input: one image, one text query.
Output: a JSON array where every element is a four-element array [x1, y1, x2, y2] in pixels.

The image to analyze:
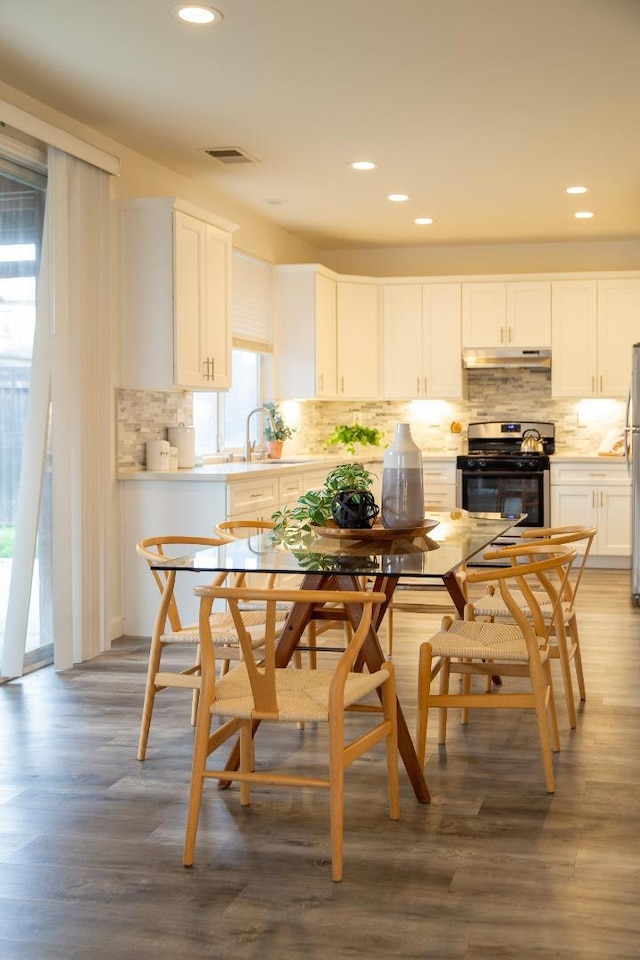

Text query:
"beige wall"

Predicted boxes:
[[321, 239, 640, 278], [0, 79, 319, 266]]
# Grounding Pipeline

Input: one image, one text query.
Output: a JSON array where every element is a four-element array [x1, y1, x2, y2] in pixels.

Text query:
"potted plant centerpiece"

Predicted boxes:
[[271, 462, 378, 541], [264, 402, 295, 459]]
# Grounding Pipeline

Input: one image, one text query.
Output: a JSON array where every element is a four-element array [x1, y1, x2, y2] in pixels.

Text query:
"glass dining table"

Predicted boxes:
[[152, 510, 524, 804]]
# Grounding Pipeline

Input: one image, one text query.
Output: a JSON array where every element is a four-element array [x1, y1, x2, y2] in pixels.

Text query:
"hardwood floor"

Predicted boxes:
[[1, 569, 639, 959]]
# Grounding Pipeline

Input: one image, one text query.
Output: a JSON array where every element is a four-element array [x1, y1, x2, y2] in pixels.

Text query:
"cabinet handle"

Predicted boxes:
[[600, 491, 604, 508], [249, 493, 265, 500], [340, 377, 345, 393], [507, 326, 512, 343], [318, 373, 323, 391], [424, 376, 428, 395], [592, 491, 596, 508], [500, 327, 504, 343], [416, 377, 420, 396], [599, 374, 603, 393]]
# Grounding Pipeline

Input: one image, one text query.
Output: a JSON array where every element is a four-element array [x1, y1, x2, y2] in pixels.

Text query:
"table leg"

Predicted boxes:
[[334, 574, 431, 804]]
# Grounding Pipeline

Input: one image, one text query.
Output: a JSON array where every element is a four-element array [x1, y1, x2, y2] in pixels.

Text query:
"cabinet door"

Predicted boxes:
[[551, 280, 598, 398], [315, 272, 337, 397], [174, 211, 207, 388], [423, 283, 462, 398], [598, 485, 632, 556], [381, 284, 423, 398], [551, 484, 597, 533], [203, 224, 231, 389], [462, 283, 506, 347], [506, 281, 551, 348], [597, 279, 640, 397], [336, 281, 379, 398]]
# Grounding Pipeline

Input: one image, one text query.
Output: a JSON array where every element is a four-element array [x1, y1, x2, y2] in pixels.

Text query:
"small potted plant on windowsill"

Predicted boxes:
[[264, 402, 296, 459]]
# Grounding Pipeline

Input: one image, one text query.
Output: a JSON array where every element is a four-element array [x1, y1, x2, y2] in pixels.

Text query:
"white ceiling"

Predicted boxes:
[[1, 0, 640, 251]]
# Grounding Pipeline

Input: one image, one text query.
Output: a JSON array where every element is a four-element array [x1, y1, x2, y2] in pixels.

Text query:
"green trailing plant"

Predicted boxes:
[[264, 402, 296, 442], [325, 422, 383, 455], [271, 462, 376, 543]]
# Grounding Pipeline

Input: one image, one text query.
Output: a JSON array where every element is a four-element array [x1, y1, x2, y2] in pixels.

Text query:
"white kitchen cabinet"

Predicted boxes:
[[462, 281, 551, 348], [423, 460, 457, 510], [120, 197, 236, 391], [336, 280, 379, 399], [551, 278, 640, 398], [382, 283, 462, 399], [275, 265, 337, 399], [550, 461, 631, 563]]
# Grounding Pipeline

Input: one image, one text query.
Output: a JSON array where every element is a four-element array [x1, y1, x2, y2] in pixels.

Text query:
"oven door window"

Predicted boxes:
[[461, 471, 545, 528]]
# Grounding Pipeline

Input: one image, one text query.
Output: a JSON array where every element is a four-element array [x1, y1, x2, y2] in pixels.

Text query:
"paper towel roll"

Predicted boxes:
[[168, 425, 196, 468]]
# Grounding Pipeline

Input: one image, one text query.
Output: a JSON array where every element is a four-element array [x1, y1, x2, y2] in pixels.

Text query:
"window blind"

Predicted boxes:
[[232, 250, 274, 352]]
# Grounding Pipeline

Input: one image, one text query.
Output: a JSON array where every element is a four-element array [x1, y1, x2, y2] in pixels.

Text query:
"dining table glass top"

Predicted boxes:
[[151, 510, 525, 579]]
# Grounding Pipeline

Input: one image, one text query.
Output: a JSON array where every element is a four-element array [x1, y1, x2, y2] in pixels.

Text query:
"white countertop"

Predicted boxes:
[[117, 451, 627, 481]]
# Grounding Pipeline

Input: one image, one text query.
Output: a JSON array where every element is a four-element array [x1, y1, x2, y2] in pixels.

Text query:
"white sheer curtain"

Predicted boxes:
[[3, 148, 113, 675]]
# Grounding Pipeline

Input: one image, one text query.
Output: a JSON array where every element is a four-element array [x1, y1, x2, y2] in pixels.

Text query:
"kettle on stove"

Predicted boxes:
[[520, 428, 545, 454]]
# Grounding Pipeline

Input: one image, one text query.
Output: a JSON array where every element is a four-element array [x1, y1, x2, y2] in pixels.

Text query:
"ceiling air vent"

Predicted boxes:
[[202, 147, 257, 165]]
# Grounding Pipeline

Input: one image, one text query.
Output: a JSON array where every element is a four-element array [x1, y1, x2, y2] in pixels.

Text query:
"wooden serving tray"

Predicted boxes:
[[310, 518, 440, 541]]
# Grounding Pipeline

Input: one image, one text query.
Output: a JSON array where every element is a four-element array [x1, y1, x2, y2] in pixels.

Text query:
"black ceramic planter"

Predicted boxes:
[[331, 489, 379, 529]]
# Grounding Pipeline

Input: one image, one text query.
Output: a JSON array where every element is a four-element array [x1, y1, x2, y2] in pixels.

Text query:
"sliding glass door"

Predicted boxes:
[[0, 158, 50, 679]]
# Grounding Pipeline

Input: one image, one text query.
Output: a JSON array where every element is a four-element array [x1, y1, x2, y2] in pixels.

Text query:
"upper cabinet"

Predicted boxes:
[[275, 265, 337, 399], [551, 278, 640, 397], [120, 197, 236, 391], [336, 280, 379, 399], [462, 281, 551, 348], [382, 283, 463, 399]]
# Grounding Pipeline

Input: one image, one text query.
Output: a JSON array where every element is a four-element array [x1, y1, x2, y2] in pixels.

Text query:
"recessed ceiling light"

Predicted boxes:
[[574, 211, 595, 219], [265, 198, 287, 206], [565, 185, 589, 195], [388, 193, 410, 202], [173, 5, 223, 24], [414, 217, 435, 225], [349, 160, 378, 171]]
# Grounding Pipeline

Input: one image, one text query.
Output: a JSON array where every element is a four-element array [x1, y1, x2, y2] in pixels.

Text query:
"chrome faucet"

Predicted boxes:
[[244, 406, 276, 462]]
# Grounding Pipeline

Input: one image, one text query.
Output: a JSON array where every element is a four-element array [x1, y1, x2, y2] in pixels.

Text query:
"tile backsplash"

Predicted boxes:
[[117, 370, 625, 470], [117, 388, 193, 470]]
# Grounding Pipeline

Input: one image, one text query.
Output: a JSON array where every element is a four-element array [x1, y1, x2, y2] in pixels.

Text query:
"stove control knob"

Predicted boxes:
[[477, 459, 487, 470]]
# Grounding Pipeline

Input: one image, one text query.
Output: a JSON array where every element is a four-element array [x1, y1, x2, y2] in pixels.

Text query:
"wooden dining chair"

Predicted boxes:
[[183, 583, 399, 882], [467, 526, 596, 727], [136, 535, 280, 760], [215, 518, 352, 668], [416, 543, 577, 793]]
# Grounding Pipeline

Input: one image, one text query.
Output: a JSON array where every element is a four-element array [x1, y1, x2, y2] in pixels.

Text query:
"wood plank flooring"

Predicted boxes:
[[1, 569, 639, 959]]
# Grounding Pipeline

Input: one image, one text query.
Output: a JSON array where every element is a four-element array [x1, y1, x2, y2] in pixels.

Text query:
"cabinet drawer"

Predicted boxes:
[[278, 473, 304, 504], [303, 467, 332, 491], [550, 463, 630, 486], [423, 461, 456, 484], [423, 485, 456, 510], [227, 478, 279, 516]]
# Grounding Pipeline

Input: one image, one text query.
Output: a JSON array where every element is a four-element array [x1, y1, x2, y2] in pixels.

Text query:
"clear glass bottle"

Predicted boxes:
[[381, 422, 424, 528]]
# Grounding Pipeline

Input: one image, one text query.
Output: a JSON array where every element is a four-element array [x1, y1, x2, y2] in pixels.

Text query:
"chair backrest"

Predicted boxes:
[[194, 584, 386, 717], [492, 525, 596, 613], [136, 535, 233, 633], [463, 543, 577, 653], [214, 519, 276, 539]]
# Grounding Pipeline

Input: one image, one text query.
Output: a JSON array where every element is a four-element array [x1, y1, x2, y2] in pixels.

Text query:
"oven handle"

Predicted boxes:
[[457, 469, 548, 478]]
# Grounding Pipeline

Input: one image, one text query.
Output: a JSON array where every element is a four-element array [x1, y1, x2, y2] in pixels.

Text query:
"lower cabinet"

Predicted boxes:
[[550, 462, 631, 565], [423, 460, 457, 510]]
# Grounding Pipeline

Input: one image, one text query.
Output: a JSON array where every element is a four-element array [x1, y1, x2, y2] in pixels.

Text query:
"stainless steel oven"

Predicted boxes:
[[456, 421, 554, 562]]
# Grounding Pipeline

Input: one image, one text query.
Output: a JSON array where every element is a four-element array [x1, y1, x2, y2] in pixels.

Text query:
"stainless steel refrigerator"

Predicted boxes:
[[628, 342, 640, 604]]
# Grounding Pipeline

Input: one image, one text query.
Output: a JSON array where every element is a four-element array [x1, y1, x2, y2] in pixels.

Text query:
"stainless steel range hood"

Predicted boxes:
[[462, 347, 551, 369]]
